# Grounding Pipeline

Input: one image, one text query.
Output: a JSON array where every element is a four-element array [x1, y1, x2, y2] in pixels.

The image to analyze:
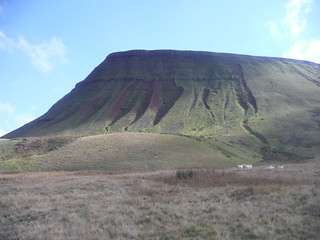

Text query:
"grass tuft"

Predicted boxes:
[[175, 169, 195, 179]]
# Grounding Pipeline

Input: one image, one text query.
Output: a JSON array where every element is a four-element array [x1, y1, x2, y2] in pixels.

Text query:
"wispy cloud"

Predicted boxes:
[[0, 102, 15, 114], [0, 101, 36, 135], [18, 36, 67, 72], [267, 0, 313, 39], [0, 31, 67, 72], [284, 0, 312, 38], [283, 39, 320, 63], [267, 0, 319, 63], [0, 101, 15, 136], [0, 31, 15, 51], [0, 129, 7, 137], [16, 113, 36, 126]]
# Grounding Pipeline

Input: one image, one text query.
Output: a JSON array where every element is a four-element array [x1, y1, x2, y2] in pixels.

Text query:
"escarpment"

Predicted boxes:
[[4, 50, 320, 156]]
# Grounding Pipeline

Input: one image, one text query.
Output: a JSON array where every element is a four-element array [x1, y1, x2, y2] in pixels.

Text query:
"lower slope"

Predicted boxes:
[[0, 133, 259, 173]]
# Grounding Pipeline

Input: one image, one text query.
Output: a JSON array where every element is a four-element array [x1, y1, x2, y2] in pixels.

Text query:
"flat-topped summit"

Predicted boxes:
[[107, 49, 226, 57], [3, 50, 320, 163], [84, 49, 238, 83], [83, 50, 319, 84]]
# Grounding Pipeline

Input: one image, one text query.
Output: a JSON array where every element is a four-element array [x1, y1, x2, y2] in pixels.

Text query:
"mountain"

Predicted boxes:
[[2, 50, 320, 165]]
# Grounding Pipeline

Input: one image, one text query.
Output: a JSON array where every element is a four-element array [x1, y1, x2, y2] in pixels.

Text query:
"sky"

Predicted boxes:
[[0, 0, 319, 137]]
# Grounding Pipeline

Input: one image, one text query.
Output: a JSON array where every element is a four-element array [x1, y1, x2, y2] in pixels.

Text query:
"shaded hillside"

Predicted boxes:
[[3, 50, 320, 161]]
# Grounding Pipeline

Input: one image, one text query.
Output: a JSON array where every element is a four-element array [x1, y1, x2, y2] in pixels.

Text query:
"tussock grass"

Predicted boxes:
[[1, 162, 319, 239], [165, 168, 302, 188]]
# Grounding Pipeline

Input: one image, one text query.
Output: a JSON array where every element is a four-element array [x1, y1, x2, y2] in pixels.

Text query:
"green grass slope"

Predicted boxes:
[[3, 50, 320, 164]]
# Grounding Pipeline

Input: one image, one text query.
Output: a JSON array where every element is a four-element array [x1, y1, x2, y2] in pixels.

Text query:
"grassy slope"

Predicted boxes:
[[0, 133, 259, 173], [2, 51, 320, 168], [6, 52, 320, 140]]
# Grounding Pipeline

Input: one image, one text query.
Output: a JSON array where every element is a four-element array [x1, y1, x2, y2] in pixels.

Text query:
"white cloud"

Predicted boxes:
[[267, 0, 313, 39], [0, 102, 36, 134], [284, 0, 312, 38], [267, 21, 282, 40], [283, 39, 320, 63], [0, 129, 7, 137], [16, 114, 36, 126], [0, 31, 15, 51], [267, 0, 318, 63], [0, 102, 15, 114], [0, 31, 67, 72], [18, 36, 67, 72]]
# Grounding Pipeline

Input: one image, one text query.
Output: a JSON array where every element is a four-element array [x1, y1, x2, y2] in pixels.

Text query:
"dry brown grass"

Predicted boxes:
[[1, 162, 319, 239]]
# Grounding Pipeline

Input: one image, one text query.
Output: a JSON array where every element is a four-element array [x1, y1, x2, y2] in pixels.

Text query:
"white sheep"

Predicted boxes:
[[237, 164, 253, 169]]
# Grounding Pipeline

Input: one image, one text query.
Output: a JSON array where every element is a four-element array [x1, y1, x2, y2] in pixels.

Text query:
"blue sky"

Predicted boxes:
[[0, 0, 319, 136]]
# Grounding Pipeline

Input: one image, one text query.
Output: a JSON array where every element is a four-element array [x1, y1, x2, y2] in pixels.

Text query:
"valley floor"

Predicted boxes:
[[0, 162, 319, 240]]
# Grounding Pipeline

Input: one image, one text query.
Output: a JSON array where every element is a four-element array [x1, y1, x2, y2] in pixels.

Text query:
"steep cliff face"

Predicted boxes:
[[4, 50, 320, 158]]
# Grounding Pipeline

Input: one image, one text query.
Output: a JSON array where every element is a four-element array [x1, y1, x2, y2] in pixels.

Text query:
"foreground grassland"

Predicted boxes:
[[1, 162, 319, 240]]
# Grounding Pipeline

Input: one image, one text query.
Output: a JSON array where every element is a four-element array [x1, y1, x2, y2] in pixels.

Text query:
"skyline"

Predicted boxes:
[[1, 0, 319, 136]]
